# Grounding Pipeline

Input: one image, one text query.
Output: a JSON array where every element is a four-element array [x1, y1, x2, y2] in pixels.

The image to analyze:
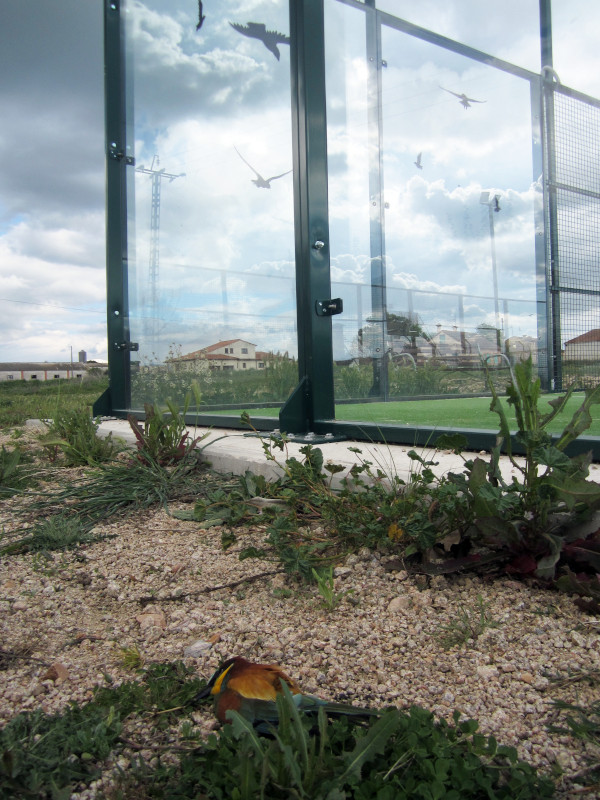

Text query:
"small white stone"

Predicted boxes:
[[388, 596, 411, 613], [476, 665, 499, 679], [183, 640, 213, 658], [333, 567, 351, 578]]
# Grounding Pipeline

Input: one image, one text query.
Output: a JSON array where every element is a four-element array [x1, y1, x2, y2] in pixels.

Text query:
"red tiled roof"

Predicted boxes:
[[170, 339, 257, 362], [202, 339, 255, 353], [565, 329, 600, 345]]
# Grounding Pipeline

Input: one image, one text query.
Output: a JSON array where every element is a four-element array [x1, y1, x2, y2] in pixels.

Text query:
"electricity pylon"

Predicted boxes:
[[135, 155, 185, 359]]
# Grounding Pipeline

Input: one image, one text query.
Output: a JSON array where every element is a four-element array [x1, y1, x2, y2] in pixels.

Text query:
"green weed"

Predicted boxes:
[[0, 445, 39, 496], [1, 512, 106, 556], [548, 700, 600, 786], [112, 684, 554, 799], [436, 595, 500, 649], [0, 661, 205, 799], [41, 407, 123, 466], [128, 389, 209, 466], [312, 566, 344, 611]]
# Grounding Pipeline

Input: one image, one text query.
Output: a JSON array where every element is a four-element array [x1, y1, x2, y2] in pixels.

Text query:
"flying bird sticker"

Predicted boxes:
[[414, 152, 423, 169], [439, 86, 486, 109], [195, 0, 205, 31], [234, 147, 292, 189], [229, 21, 290, 61]]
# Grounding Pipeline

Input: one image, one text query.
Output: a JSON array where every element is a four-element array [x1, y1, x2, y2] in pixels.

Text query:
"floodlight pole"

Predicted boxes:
[[480, 192, 502, 350]]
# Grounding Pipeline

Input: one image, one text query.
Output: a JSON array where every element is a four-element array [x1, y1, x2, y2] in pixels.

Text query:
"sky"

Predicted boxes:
[[0, 1, 105, 363], [1, 0, 599, 366]]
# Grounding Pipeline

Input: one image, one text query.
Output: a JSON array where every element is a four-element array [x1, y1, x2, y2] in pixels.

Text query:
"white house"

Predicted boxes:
[[173, 339, 269, 371], [564, 329, 600, 361]]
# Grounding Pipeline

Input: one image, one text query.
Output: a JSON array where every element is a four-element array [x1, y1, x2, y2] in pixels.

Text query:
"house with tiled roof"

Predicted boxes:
[[173, 339, 268, 371], [564, 329, 600, 361]]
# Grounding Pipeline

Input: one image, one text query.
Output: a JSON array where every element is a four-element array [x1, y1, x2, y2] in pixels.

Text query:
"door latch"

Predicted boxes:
[[315, 298, 343, 317]]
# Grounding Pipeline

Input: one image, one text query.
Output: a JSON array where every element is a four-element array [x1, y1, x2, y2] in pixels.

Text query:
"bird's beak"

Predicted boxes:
[[194, 685, 212, 701]]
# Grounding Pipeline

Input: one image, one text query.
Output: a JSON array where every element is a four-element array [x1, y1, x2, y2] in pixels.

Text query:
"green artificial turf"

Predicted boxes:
[[213, 393, 600, 436]]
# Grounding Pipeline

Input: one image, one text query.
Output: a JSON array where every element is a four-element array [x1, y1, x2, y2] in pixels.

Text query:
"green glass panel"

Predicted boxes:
[[325, 1, 541, 419], [122, 0, 298, 411]]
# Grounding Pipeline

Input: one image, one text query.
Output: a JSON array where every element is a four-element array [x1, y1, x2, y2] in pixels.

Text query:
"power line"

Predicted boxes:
[[0, 297, 104, 314]]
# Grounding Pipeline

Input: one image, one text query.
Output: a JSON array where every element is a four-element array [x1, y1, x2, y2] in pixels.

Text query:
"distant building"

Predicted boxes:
[[506, 335, 538, 364], [0, 362, 102, 382], [426, 324, 501, 366], [172, 339, 270, 371], [564, 329, 600, 361]]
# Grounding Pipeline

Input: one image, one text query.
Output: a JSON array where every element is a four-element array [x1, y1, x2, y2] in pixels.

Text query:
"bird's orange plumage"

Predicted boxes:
[[204, 656, 302, 722], [212, 657, 301, 701], [197, 656, 379, 726]]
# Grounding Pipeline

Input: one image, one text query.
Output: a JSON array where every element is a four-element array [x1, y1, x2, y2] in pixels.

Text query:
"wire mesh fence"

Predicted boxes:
[[545, 85, 600, 390]]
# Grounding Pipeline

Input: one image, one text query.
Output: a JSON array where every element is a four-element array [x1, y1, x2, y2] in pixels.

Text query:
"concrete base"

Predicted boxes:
[[95, 418, 534, 486]]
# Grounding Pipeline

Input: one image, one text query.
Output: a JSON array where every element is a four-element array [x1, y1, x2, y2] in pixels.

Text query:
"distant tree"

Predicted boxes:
[[357, 312, 429, 358], [386, 313, 429, 340]]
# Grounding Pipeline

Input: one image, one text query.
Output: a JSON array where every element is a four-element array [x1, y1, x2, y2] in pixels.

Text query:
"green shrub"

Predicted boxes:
[[0, 445, 38, 496], [41, 408, 123, 466]]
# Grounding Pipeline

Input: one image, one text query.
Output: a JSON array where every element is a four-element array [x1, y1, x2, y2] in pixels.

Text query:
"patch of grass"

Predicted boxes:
[[548, 700, 600, 787], [24, 456, 211, 531], [435, 595, 500, 649], [0, 661, 205, 799], [0, 444, 39, 497], [119, 645, 145, 671], [0, 377, 108, 430], [40, 407, 124, 466], [1, 512, 107, 556], [113, 685, 554, 800]]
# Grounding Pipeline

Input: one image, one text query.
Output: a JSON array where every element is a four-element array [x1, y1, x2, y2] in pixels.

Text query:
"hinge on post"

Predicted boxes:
[[113, 342, 139, 352]]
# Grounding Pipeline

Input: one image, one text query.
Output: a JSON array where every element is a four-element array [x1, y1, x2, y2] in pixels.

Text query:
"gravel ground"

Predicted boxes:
[[1, 432, 600, 798]]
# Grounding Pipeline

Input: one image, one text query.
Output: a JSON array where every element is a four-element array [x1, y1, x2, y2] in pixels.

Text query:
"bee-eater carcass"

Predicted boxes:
[[195, 656, 379, 726]]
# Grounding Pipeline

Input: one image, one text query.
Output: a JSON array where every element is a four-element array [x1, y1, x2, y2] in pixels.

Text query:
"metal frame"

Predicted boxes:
[[99, 0, 600, 458], [280, 0, 335, 434], [95, 0, 133, 416]]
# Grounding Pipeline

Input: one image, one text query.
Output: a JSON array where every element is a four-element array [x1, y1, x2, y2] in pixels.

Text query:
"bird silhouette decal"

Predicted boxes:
[[229, 21, 290, 61], [414, 152, 423, 169], [195, 0, 205, 31], [439, 86, 486, 109], [234, 146, 291, 189], [195, 656, 379, 727]]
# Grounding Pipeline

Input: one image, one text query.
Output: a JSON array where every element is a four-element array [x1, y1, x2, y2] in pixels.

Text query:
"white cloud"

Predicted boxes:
[[2, 0, 600, 367]]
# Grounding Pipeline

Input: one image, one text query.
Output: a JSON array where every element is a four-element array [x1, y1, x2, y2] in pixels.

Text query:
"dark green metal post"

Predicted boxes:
[[281, 0, 335, 433], [94, 0, 133, 416], [539, 0, 561, 391]]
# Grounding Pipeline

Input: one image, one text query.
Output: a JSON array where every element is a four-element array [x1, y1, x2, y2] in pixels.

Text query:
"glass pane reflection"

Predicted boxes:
[[325, 1, 541, 416], [123, 0, 297, 410], [375, 0, 540, 73]]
